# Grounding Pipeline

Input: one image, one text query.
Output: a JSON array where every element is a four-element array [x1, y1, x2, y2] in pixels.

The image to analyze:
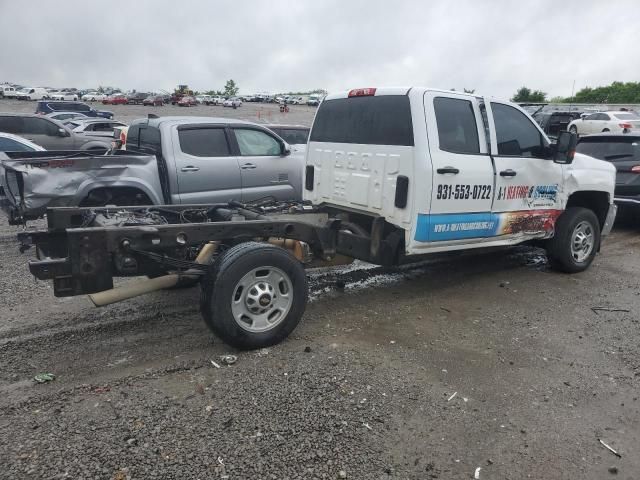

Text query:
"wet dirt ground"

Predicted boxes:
[[1, 214, 639, 480]]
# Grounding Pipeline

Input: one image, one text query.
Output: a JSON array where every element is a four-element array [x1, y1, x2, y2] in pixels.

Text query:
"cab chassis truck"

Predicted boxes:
[[17, 87, 617, 349]]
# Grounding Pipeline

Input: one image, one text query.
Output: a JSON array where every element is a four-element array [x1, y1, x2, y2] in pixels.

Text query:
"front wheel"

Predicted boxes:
[[200, 242, 308, 349], [569, 125, 578, 135], [545, 207, 600, 273]]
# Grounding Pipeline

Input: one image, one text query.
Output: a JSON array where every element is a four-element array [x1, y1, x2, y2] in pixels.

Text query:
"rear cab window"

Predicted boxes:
[[310, 95, 414, 146], [433, 97, 480, 154], [178, 127, 230, 157]]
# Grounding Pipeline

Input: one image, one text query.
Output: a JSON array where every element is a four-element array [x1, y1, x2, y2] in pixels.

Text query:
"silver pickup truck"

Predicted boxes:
[[1, 116, 303, 223]]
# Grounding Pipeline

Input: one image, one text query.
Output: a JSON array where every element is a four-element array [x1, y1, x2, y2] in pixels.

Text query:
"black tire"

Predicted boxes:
[[200, 242, 308, 349], [569, 125, 578, 135], [602, 128, 610, 132], [545, 207, 600, 273]]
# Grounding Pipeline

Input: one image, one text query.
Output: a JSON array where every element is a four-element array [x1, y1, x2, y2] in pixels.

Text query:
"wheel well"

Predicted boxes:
[[80, 187, 153, 207], [566, 191, 609, 228]]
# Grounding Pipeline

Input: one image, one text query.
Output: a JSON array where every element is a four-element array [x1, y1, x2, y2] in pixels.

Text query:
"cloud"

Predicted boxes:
[[0, 0, 637, 99]]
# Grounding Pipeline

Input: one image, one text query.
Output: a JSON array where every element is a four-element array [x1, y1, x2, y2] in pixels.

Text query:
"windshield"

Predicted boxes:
[[613, 112, 640, 120]]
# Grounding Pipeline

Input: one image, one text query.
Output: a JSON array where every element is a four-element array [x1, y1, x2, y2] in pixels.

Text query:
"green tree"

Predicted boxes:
[[571, 82, 640, 103], [511, 86, 547, 102], [224, 80, 239, 97]]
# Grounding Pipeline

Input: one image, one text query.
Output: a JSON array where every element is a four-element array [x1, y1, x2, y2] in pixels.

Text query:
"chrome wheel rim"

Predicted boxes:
[[570, 221, 594, 263], [230, 266, 293, 333]]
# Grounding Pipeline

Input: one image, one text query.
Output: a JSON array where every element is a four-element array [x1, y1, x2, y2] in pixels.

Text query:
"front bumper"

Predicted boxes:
[[602, 203, 617, 236]]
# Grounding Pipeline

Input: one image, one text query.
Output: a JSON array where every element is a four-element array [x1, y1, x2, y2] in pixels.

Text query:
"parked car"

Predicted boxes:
[[568, 111, 640, 135], [63, 118, 128, 138], [35, 100, 114, 119], [211, 96, 224, 105], [0, 113, 112, 151], [46, 111, 90, 122], [50, 91, 79, 101], [127, 92, 148, 105], [0, 85, 17, 99], [1, 116, 301, 221], [15, 87, 49, 101], [223, 97, 242, 108], [576, 133, 640, 211], [0, 132, 45, 152], [178, 96, 197, 107], [266, 124, 310, 148], [81, 92, 107, 102], [142, 95, 164, 106], [103, 94, 128, 105], [306, 94, 323, 106], [533, 111, 582, 139]]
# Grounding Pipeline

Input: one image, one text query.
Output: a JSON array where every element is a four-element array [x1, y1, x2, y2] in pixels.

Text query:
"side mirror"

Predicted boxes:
[[281, 142, 291, 156], [553, 131, 577, 164], [58, 128, 69, 137]]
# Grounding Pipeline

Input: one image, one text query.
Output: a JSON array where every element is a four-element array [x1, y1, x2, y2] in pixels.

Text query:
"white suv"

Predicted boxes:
[[568, 111, 640, 135]]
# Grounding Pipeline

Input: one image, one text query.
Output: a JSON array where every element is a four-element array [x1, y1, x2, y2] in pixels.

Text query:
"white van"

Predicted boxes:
[[15, 87, 49, 101], [0, 85, 17, 99]]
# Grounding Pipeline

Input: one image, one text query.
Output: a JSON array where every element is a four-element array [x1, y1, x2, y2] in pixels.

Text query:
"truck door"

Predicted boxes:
[[415, 92, 495, 244], [172, 125, 243, 203], [485, 100, 563, 239], [230, 127, 298, 202]]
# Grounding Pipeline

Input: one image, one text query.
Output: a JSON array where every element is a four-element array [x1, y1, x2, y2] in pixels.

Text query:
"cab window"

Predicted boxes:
[[22, 118, 59, 136], [179, 127, 230, 157], [491, 103, 548, 158], [234, 129, 280, 156], [433, 97, 480, 154]]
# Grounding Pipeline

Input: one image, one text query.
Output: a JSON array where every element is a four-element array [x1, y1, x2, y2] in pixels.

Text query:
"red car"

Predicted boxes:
[[178, 96, 197, 107], [103, 94, 128, 105], [142, 95, 164, 106]]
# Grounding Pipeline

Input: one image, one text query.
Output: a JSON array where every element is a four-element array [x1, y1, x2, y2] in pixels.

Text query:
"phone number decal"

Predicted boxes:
[[436, 184, 492, 200]]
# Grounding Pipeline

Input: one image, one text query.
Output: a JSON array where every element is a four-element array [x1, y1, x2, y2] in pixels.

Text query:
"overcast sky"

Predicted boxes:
[[1, 0, 637, 98]]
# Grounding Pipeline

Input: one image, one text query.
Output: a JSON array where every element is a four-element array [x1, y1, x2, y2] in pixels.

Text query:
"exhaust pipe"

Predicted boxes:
[[88, 242, 219, 307]]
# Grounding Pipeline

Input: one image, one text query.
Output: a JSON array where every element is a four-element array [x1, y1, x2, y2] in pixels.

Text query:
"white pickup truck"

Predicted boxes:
[[22, 87, 617, 349]]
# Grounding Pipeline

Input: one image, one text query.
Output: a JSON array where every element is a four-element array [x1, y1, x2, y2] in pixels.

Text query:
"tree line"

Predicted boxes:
[[511, 82, 640, 103]]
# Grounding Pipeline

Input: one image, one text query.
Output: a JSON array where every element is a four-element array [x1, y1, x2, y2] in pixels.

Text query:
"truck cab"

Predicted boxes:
[[304, 87, 617, 271]]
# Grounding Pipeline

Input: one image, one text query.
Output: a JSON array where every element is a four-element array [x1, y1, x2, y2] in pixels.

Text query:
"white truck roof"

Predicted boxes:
[[324, 87, 479, 101]]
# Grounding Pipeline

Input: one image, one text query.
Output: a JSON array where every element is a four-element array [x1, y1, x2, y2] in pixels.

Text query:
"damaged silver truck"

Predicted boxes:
[[12, 88, 617, 349], [0, 116, 303, 224]]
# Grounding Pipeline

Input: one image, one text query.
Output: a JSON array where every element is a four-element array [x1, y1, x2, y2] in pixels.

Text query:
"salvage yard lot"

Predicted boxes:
[[0, 98, 317, 126], [1, 212, 639, 478]]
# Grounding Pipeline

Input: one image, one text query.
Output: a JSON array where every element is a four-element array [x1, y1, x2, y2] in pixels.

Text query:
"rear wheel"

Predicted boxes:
[[602, 128, 610, 132], [200, 242, 307, 349], [546, 207, 600, 273]]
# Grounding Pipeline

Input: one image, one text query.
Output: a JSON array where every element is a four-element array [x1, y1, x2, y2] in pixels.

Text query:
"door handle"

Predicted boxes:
[[181, 166, 200, 172], [436, 166, 460, 175], [241, 163, 257, 169], [499, 169, 517, 177]]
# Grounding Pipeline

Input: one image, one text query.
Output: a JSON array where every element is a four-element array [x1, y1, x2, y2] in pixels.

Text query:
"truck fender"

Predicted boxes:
[[80, 140, 111, 151], [74, 179, 164, 206]]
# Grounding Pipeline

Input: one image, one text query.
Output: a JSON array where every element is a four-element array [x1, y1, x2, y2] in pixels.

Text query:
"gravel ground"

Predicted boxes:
[[1, 214, 639, 479], [1, 99, 640, 479]]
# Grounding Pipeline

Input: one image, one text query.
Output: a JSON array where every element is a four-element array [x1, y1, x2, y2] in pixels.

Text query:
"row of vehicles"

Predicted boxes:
[[0, 86, 620, 350], [532, 108, 640, 137]]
